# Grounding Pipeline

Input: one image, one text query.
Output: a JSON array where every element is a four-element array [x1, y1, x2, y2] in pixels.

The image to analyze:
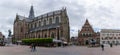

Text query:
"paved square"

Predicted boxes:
[[0, 45, 120, 55]]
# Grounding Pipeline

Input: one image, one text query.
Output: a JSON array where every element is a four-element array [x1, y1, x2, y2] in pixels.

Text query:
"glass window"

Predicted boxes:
[[32, 23, 34, 28], [21, 27, 23, 32], [39, 21, 41, 26], [49, 18, 52, 24], [56, 16, 59, 23], [107, 41, 110, 44], [44, 20, 46, 25], [35, 22, 36, 28], [114, 37, 116, 39], [118, 37, 120, 39], [31, 24, 32, 28]]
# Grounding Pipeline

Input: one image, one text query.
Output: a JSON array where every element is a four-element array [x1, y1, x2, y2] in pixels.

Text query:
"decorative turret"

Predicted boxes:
[[28, 5, 35, 19], [14, 13, 19, 23]]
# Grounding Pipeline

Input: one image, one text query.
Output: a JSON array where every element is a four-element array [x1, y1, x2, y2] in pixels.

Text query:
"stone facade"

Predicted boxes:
[[100, 29, 120, 45], [13, 6, 70, 43], [78, 19, 100, 45]]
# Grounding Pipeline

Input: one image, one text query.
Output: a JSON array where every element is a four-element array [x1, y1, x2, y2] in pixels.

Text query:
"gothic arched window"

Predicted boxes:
[[49, 18, 52, 24], [56, 16, 59, 23], [21, 27, 23, 32], [39, 21, 41, 26], [35, 22, 36, 28], [44, 20, 46, 25]]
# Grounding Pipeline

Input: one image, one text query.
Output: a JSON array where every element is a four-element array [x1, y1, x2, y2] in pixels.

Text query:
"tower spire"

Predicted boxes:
[[28, 5, 35, 19]]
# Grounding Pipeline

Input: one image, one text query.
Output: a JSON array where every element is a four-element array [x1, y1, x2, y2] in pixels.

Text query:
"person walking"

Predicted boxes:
[[110, 43, 113, 47], [30, 43, 36, 52], [101, 44, 104, 51], [33, 43, 36, 52], [30, 43, 33, 52]]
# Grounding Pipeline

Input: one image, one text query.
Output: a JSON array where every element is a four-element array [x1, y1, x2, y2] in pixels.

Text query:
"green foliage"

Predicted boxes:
[[22, 38, 53, 45]]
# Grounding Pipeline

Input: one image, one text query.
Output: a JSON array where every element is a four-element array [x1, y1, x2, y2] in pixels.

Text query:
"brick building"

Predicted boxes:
[[13, 6, 70, 43], [78, 19, 100, 45]]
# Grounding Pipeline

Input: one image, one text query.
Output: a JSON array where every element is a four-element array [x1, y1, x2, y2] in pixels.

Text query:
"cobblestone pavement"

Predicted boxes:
[[0, 45, 120, 55]]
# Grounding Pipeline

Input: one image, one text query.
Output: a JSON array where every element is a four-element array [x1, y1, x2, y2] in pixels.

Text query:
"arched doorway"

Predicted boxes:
[[85, 40, 89, 45]]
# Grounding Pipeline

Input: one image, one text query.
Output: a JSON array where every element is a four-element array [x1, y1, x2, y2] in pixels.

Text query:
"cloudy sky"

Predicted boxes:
[[0, 0, 120, 37]]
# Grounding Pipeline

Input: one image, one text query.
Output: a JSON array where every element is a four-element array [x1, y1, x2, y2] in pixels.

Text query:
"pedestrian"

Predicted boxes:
[[30, 43, 33, 52], [110, 43, 113, 48], [30, 43, 36, 52], [101, 44, 104, 51], [33, 43, 36, 52]]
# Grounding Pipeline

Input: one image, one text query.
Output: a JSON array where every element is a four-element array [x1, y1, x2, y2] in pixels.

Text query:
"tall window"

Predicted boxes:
[[21, 27, 23, 32], [37, 21, 39, 27], [35, 22, 36, 28], [49, 18, 52, 24], [56, 16, 59, 23], [38, 34, 40, 38], [31, 24, 32, 29], [39, 21, 41, 26], [118, 37, 120, 39], [32, 23, 34, 28], [44, 20, 46, 25]]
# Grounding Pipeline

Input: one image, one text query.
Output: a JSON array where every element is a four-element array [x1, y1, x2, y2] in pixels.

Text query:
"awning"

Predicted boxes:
[[53, 39, 62, 43], [17, 40, 22, 43], [63, 42, 67, 44]]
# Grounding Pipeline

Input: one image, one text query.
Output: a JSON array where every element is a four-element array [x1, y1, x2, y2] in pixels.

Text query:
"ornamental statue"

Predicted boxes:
[[8, 30, 11, 37]]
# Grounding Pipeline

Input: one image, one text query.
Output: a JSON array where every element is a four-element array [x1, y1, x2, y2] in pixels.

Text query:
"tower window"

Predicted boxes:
[[56, 16, 59, 23], [21, 27, 23, 32]]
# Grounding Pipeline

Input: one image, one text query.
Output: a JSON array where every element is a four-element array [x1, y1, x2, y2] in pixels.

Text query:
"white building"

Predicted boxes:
[[100, 29, 120, 45]]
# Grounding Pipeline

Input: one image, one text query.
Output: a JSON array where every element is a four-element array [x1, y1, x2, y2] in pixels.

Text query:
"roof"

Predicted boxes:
[[101, 29, 120, 33], [15, 7, 66, 22], [29, 23, 60, 32], [35, 9, 65, 20], [17, 15, 27, 20], [25, 18, 32, 22]]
